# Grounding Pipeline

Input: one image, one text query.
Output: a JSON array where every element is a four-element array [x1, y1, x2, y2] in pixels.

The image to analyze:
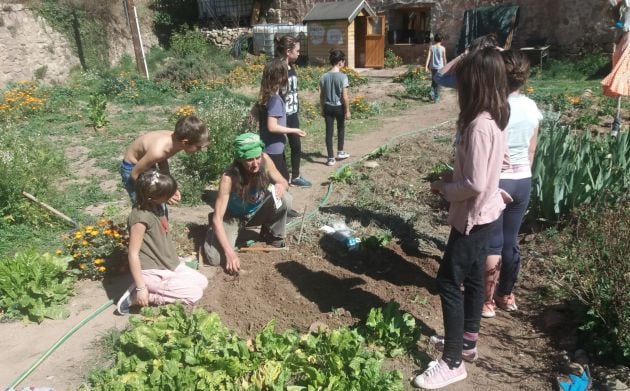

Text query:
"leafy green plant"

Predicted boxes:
[[87, 94, 108, 130], [0, 251, 75, 322], [86, 304, 404, 390], [384, 49, 403, 68], [360, 301, 420, 357], [361, 231, 393, 251], [426, 161, 453, 182], [547, 202, 630, 364], [531, 115, 630, 220], [329, 166, 356, 184], [366, 145, 390, 160]]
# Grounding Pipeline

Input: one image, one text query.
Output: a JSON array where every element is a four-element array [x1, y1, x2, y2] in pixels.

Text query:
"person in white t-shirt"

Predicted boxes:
[[482, 50, 543, 318]]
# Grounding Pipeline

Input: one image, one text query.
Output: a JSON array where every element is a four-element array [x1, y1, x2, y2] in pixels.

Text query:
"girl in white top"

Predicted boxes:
[[482, 50, 543, 318]]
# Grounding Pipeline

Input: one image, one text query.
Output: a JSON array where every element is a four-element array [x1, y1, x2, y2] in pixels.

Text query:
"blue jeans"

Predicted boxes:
[[488, 177, 532, 296], [430, 69, 441, 101], [433, 70, 457, 89], [437, 220, 497, 362], [120, 160, 136, 204]]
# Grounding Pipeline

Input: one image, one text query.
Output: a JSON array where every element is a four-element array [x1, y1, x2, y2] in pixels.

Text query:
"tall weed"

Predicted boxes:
[[531, 114, 630, 220], [0, 124, 66, 227]]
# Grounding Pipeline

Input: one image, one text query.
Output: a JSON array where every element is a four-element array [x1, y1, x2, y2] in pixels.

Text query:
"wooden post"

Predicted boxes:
[[124, 0, 149, 79]]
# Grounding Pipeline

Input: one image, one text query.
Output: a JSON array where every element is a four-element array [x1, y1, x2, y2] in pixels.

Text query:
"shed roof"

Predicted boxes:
[[303, 0, 376, 23]]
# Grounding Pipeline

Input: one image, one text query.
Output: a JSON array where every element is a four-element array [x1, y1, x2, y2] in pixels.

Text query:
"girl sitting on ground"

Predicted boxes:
[[414, 47, 512, 389], [116, 169, 208, 315], [203, 133, 292, 275]]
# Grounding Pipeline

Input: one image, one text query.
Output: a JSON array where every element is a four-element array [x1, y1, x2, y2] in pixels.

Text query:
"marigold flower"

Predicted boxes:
[[82, 240, 88, 245], [94, 258, 103, 265], [98, 266, 106, 272], [55, 249, 63, 255], [90, 230, 99, 236], [75, 232, 83, 239], [79, 263, 86, 270]]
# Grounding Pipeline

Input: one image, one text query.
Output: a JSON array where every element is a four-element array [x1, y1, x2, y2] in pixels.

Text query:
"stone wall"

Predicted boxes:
[[202, 27, 251, 48], [0, 3, 79, 86]]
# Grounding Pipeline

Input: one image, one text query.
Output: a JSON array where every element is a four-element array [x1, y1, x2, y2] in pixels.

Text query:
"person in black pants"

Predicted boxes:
[[276, 35, 312, 188], [319, 49, 351, 166]]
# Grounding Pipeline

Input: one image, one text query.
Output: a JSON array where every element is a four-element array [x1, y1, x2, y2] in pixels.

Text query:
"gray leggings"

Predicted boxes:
[[203, 192, 292, 266]]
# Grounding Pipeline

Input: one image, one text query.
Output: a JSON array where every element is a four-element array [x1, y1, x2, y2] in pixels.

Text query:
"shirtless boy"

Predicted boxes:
[[120, 115, 208, 204]]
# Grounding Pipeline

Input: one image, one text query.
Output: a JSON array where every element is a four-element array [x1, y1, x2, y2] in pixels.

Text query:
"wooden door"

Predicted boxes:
[[365, 16, 385, 68]]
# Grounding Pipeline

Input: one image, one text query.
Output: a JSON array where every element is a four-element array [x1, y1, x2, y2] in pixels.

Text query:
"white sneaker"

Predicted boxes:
[[336, 151, 350, 160], [326, 158, 336, 166], [412, 359, 467, 389], [116, 286, 135, 315]]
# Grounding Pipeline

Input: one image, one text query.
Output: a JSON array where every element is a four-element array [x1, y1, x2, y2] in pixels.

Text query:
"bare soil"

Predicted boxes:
[[1, 71, 562, 390]]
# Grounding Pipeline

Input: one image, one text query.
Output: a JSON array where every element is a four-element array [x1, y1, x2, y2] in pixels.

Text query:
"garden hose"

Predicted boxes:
[[5, 119, 455, 390], [5, 299, 114, 391], [286, 119, 454, 231]]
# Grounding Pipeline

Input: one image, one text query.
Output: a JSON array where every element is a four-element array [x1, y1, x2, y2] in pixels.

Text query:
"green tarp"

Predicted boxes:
[[456, 4, 520, 54]]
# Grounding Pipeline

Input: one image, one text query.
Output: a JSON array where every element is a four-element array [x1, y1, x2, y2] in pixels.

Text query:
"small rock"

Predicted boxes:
[[524, 233, 536, 242], [363, 161, 379, 168]]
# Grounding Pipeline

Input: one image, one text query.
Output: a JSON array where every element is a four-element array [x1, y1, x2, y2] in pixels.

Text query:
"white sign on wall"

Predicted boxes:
[[310, 24, 324, 45], [326, 28, 343, 45]]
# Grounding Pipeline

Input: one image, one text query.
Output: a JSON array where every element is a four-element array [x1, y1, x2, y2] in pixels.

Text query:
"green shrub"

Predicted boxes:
[[149, 0, 199, 47], [384, 49, 403, 68], [531, 115, 630, 220], [0, 251, 75, 322], [170, 28, 209, 58], [548, 203, 630, 364], [86, 304, 404, 390], [172, 91, 256, 202], [0, 125, 67, 227], [394, 67, 431, 100]]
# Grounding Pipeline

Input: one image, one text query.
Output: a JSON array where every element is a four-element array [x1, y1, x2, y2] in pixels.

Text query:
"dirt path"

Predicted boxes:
[[0, 77, 555, 390]]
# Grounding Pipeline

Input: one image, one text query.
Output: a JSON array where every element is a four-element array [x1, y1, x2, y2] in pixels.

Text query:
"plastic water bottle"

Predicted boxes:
[[332, 230, 361, 252]]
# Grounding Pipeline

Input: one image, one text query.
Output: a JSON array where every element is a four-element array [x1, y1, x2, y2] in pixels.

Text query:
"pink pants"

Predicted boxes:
[[141, 264, 208, 305]]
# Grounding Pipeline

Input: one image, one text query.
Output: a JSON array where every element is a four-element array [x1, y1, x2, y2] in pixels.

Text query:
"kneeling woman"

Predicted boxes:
[[204, 133, 292, 274]]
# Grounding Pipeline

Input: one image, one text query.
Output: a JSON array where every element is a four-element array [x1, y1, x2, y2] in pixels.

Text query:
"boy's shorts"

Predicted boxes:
[[120, 160, 136, 204]]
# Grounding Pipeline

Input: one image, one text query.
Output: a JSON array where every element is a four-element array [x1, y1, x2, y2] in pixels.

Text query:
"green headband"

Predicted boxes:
[[234, 132, 265, 160]]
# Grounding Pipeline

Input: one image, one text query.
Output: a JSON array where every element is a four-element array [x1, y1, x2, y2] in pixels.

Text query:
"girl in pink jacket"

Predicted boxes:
[[413, 47, 511, 389]]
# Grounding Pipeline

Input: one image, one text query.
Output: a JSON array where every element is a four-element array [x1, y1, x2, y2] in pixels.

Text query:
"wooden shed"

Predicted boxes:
[[303, 0, 385, 69]]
